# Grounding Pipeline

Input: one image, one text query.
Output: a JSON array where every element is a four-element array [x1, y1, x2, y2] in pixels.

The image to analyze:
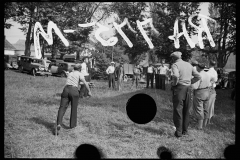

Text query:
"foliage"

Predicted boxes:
[[200, 2, 236, 68], [109, 2, 151, 64], [149, 2, 201, 62], [4, 2, 18, 29], [7, 2, 113, 58]]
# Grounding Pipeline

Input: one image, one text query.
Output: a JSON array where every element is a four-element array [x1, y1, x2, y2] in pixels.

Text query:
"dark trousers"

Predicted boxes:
[[147, 73, 153, 88], [109, 73, 115, 89], [159, 74, 166, 90], [172, 84, 192, 136], [132, 75, 140, 88], [79, 75, 90, 98], [155, 74, 159, 89], [57, 85, 79, 128]]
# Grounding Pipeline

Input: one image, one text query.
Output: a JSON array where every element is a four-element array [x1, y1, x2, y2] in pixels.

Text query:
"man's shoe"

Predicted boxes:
[[182, 131, 189, 136], [55, 124, 61, 136], [174, 131, 182, 138]]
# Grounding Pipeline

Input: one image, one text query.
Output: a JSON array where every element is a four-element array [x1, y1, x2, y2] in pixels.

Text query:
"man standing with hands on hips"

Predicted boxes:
[[170, 51, 201, 138], [106, 62, 116, 89]]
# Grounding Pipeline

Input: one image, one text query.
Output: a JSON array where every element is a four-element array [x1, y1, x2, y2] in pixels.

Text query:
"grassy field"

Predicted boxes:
[[4, 69, 235, 158]]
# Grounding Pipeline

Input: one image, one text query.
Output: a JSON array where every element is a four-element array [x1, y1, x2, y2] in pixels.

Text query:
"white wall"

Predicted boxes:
[[4, 50, 15, 55]]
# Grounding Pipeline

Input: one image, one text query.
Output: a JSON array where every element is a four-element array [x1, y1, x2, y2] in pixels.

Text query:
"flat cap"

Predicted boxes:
[[170, 51, 182, 59], [74, 64, 82, 70]]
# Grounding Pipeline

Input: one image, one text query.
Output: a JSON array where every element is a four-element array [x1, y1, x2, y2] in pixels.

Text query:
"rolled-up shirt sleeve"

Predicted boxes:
[[171, 64, 179, 86], [191, 67, 201, 84]]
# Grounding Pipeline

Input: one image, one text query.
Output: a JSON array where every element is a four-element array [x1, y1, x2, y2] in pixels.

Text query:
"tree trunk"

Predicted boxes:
[[25, 17, 33, 57]]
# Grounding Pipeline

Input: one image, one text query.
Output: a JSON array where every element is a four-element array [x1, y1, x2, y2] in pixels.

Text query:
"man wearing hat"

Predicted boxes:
[[146, 63, 154, 88], [170, 51, 201, 138], [115, 62, 125, 91], [106, 62, 116, 89], [192, 62, 211, 130], [206, 60, 218, 125], [55, 64, 92, 135]]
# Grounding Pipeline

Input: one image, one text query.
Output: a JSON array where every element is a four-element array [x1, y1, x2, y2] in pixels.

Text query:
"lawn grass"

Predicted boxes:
[[4, 70, 235, 158]]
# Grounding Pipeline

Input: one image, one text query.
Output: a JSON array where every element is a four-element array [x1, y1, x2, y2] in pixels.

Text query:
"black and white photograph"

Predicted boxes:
[[4, 2, 236, 158]]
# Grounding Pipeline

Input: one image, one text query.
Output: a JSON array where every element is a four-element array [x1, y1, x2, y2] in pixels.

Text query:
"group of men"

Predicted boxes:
[[55, 51, 218, 139], [170, 51, 218, 138], [146, 63, 170, 90], [105, 61, 171, 91]]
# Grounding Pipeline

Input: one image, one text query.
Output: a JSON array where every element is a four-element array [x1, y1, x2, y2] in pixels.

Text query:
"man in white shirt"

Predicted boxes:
[[146, 63, 154, 88], [190, 60, 200, 116], [106, 62, 115, 89], [206, 60, 218, 125], [159, 63, 169, 90], [79, 57, 90, 98]]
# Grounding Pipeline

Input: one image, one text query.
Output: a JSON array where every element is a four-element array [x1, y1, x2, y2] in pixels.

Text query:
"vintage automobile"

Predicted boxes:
[[18, 56, 51, 76], [50, 62, 76, 77], [4, 55, 18, 69], [48, 59, 64, 70]]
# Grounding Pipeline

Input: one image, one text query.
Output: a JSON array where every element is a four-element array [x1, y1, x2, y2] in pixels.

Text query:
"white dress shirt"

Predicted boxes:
[[147, 66, 153, 73], [159, 65, 169, 75], [207, 67, 218, 88], [106, 66, 115, 74], [81, 62, 89, 76]]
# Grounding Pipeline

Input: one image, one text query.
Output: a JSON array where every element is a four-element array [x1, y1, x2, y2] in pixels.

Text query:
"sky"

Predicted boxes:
[[4, 2, 210, 45]]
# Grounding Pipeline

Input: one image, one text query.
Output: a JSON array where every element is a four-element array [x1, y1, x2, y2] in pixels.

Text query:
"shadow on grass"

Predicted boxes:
[[108, 121, 166, 136], [30, 117, 56, 135]]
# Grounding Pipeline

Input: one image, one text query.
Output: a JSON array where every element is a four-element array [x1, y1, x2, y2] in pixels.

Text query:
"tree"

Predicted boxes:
[[148, 2, 201, 62], [200, 2, 236, 68], [109, 2, 151, 64], [4, 2, 18, 29], [10, 2, 113, 58]]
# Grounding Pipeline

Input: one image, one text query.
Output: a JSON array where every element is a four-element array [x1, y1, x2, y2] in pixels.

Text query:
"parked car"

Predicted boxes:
[[48, 59, 64, 70], [4, 55, 18, 69], [18, 56, 51, 76], [50, 62, 76, 77]]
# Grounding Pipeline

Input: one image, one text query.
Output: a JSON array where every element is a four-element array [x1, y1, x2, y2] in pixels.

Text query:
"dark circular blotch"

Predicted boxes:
[[75, 144, 104, 159], [157, 146, 173, 159], [126, 93, 157, 124], [224, 144, 237, 159]]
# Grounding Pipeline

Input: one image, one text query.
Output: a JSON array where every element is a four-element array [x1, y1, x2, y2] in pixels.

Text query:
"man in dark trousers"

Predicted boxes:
[[146, 63, 154, 88], [159, 63, 169, 90], [115, 62, 125, 91], [171, 51, 201, 138], [106, 62, 115, 89], [155, 65, 160, 89], [55, 64, 92, 135]]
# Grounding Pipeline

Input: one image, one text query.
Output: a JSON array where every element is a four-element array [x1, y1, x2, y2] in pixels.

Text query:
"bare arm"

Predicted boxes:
[[191, 67, 201, 84]]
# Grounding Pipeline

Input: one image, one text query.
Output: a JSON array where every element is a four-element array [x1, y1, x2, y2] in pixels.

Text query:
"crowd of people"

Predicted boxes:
[[54, 53, 233, 138]]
